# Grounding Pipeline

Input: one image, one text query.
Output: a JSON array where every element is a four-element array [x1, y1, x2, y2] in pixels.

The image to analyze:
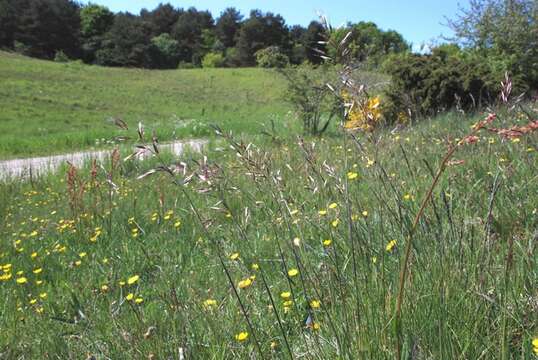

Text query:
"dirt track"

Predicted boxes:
[[0, 140, 206, 180]]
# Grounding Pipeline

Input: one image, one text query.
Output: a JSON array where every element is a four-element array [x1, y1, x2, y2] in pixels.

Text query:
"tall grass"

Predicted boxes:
[[0, 108, 536, 358]]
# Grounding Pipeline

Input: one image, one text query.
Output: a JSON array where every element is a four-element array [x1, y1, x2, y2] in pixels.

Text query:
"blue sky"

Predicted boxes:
[[87, 0, 464, 49]]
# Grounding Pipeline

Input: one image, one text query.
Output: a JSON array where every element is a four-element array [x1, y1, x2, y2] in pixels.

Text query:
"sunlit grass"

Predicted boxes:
[[0, 110, 536, 358], [0, 51, 292, 159]]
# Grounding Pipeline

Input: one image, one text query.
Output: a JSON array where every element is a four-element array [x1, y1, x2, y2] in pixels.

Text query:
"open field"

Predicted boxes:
[[0, 51, 291, 159], [0, 108, 536, 358]]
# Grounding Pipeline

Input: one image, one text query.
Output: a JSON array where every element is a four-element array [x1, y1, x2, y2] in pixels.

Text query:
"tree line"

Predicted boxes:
[[0, 0, 409, 68]]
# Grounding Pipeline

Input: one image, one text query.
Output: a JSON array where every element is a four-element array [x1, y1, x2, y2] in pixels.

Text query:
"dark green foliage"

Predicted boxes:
[[140, 3, 180, 37], [286, 22, 326, 65], [235, 10, 290, 66], [382, 47, 504, 121], [279, 63, 339, 135], [303, 21, 326, 65], [327, 21, 409, 66], [171, 7, 214, 65], [150, 33, 180, 68], [79, 4, 114, 63], [447, 0, 538, 90], [0, 0, 17, 48], [12, 0, 81, 59], [53, 49, 69, 62], [80, 4, 114, 38], [382, 0, 538, 123], [255, 46, 289, 68], [215, 7, 242, 48], [0, 2, 407, 69], [95, 13, 152, 67]]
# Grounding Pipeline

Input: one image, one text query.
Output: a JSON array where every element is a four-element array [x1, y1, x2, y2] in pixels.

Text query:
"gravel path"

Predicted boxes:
[[0, 139, 207, 180]]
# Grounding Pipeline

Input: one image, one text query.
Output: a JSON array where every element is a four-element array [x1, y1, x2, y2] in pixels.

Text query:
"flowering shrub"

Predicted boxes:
[[343, 93, 382, 132]]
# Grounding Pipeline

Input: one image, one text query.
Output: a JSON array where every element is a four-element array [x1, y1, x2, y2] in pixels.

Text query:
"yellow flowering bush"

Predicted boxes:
[[343, 91, 382, 132]]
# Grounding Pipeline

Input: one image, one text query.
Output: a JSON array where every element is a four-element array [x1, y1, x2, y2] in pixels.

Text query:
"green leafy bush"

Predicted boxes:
[[255, 46, 289, 68], [279, 63, 339, 135], [201, 52, 225, 68], [381, 47, 515, 122], [54, 50, 70, 63], [447, 0, 538, 90]]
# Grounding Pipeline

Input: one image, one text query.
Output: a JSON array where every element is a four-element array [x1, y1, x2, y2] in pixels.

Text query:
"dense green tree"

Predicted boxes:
[[236, 10, 290, 66], [0, 0, 17, 48], [13, 0, 81, 59], [0, 2, 410, 70], [288, 25, 307, 64], [215, 7, 242, 48], [303, 21, 326, 64], [171, 7, 214, 65], [79, 4, 114, 62], [447, 0, 538, 89], [326, 21, 408, 66], [80, 4, 114, 38], [95, 13, 152, 67], [150, 33, 180, 68], [140, 3, 181, 37], [255, 46, 289, 68]]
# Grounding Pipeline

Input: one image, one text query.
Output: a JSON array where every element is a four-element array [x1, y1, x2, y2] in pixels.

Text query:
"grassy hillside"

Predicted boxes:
[[0, 110, 536, 358], [0, 51, 291, 159]]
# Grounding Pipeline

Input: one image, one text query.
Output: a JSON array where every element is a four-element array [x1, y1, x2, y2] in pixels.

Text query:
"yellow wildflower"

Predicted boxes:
[[127, 275, 139, 285], [386, 240, 397, 252], [203, 299, 217, 308], [288, 268, 299, 277], [238, 278, 253, 289], [235, 332, 249, 342]]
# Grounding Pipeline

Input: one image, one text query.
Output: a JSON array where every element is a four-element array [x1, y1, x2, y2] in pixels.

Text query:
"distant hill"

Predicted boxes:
[[0, 51, 290, 159]]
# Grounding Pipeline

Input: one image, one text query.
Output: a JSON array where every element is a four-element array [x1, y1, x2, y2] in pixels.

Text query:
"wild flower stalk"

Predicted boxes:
[[393, 112, 497, 358]]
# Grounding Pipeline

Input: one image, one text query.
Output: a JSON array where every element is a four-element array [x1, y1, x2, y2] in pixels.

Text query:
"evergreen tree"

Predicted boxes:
[[215, 7, 243, 48], [13, 0, 81, 59], [141, 3, 181, 37], [0, 0, 17, 48], [236, 10, 290, 66], [95, 12, 152, 67], [171, 7, 214, 65]]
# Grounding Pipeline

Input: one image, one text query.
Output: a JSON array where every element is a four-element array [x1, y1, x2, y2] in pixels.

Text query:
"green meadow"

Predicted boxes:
[[0, 51, 291, 159], [0, 53, 537, 359]]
